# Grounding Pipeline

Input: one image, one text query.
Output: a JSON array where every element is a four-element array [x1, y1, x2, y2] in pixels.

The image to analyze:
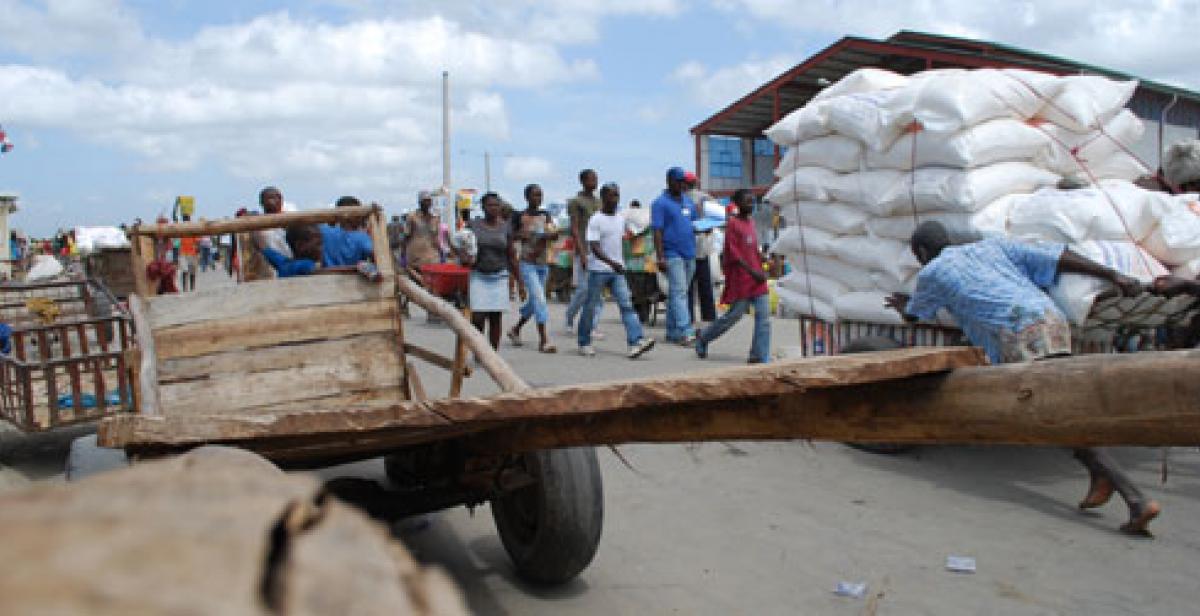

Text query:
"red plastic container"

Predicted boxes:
[[420, 263, 470, 297]]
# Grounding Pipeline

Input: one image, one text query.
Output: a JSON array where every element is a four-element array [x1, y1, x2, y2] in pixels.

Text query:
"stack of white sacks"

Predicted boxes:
[[765, 67, 1200, 327]]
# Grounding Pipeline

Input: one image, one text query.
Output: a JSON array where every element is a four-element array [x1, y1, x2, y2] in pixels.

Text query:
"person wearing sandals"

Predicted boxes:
[[507, 184, 559, 353], [578, 183, 656, 359], [456, 192, 522, 350], [886, 221, 1160, 536]]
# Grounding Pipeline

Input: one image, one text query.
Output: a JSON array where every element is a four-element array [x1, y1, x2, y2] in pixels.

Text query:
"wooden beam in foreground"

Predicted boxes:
[[99, 348, 1200, 464], [99, 347, 980, 455]]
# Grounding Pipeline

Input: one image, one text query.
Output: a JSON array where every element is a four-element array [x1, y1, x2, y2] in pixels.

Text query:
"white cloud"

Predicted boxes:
[[714, 0, 1200, 89], [0, 9, 595, 197], [670, 55, 796, 108], [503, 156, 553, 182], [0, 0, 143, 57]]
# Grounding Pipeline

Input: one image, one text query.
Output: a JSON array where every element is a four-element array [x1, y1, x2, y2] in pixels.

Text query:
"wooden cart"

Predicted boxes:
[[89, 207, 1200, 584], [0, 278, 134, 432]]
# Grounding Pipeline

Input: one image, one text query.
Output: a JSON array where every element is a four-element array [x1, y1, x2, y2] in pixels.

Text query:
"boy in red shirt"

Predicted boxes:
[[695, 189, 771, 363]]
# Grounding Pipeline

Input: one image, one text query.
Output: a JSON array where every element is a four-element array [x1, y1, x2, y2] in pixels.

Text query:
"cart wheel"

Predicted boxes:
[[491, 447, 604, 585], [66, 434, 130, 481], [840, 336, 916, 455]]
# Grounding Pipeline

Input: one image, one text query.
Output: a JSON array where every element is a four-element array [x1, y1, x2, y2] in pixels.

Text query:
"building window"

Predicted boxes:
[[753, 138, 775, 157], [709, 136, 742, 179]]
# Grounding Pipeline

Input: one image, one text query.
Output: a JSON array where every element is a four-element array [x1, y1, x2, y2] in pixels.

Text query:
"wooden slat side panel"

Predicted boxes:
[[153, 300, 396, 360], [146, 274, 390, 329], [158, 332, 403, 417]]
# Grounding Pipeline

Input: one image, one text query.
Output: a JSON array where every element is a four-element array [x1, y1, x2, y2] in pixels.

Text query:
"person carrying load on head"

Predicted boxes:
[[885, 221, 1160, 536], [403, 190, 442, 287]]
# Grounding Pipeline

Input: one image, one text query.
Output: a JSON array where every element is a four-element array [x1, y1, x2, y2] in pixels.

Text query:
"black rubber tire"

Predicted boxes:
[[491, 447, 604, 585], [65, 434, 130, 481], [840, 336, 917, 455]]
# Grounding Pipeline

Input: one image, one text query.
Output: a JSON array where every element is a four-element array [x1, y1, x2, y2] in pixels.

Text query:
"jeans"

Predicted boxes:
[[689, 256, 717, 322], [698, 293, 771, 363], [518, 262, 550, 324], [199, 246, 213, 271], [664, 256, 696, 341], [566, 259, 602, 328], [578, 271, 643, 347]]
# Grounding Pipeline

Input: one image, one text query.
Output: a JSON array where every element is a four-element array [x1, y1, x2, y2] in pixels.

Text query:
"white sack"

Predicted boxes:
[[871, 269, 918, 294], [910, 68, 1049, 132], [823, 88, 917, 152], [1040, 76, 1138, 132], [1006, 181, 1161, 244], [769, 225, 836, 257], [778, 271, 849, 306], [765, 166, 840, 203], [867, 118, 1050, 170], [827, 234, 919, 285], [826, 169, 905, 213], [1141, 195, 1200, 266], [776, 287, 837, 322], [834, 291, 905, 325], [1173, 257, 1200, 279], [1049, 241, 1167, 325], [786, 254, 875, 290], [874, 162, 1060, 216], [1039, 109, 1144, 176], [783, 201, 870, 234], [74, 226, 131, 254], [812, 67, 909, 103], [27, 255, 65, 281], [764, 103, 831, 147], [1083, 150, 1152, 182], [774, 135, 863, 175]]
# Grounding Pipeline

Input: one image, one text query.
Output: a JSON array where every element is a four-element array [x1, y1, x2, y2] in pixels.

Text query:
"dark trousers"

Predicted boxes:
[[689, 257, 717, 323]]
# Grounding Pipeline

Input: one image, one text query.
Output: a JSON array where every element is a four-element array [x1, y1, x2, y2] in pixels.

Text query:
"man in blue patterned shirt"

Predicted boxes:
[[887, 221, 1159, 536]]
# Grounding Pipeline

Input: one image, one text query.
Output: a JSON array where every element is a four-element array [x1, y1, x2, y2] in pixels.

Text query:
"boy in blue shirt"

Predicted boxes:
[[260, 224, 322, 277]]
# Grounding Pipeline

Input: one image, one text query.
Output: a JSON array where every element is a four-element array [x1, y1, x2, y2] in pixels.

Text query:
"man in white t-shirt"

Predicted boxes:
[[578, 183, 656, 359]]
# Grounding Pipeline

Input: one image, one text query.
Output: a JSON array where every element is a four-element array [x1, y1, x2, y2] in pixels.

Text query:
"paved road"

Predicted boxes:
[[3, 267, 1199, 614]]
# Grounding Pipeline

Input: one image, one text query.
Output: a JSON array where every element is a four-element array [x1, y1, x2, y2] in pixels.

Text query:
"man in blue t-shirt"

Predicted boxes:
[[651, 166, 701, 344], [322, 195, 374, 266]]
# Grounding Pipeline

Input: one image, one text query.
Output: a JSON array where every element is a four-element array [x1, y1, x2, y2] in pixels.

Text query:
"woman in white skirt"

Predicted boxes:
[[458, 192, 522, 349]]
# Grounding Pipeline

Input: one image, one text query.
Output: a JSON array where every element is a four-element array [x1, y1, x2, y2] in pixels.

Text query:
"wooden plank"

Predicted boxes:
[[36, 330, 58, 426], [153, 299, 396, 361], [159, 332, 398, 381], [127, 295, 161, 416], [129, 205, 379, 238], [100, 347, 979, 448], [102, 348, 1200, 459], [159, 336, 403, 417], [146, 274, 388, 329], [402, 342, 472, 376], [368, 210, 396, 278]]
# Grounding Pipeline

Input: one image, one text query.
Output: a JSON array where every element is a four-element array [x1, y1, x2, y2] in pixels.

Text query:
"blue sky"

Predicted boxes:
[[1, 0, 1197, 236]]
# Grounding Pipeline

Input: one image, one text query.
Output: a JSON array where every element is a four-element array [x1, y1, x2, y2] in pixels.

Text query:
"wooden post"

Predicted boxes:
[[126, 295, 161, 416], [130, 235, 155, 298]]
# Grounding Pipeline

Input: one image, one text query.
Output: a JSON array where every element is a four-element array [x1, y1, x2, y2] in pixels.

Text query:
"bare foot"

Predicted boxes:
[[1119, 500, 1161, 537], [1079, 475, 1115, 510]]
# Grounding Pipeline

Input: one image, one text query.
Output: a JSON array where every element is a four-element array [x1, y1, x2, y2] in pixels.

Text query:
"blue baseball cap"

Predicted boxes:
[[666, 166, 687, 181]]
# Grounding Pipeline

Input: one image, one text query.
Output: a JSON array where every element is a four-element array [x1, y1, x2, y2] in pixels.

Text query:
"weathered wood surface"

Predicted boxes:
[[130, 205, 379, 238], [0, 447, 466, 615], [126, 294, 160, 416], [153, 299, 397, 360], [146, 274, 388, 329], [395, 274, 527, 393], [159, 333, 404, 417], [100, 347, 986, 457]]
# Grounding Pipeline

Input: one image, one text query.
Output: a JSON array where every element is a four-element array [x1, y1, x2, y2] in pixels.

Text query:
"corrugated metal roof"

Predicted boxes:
[[691, 30, 1200, 138]]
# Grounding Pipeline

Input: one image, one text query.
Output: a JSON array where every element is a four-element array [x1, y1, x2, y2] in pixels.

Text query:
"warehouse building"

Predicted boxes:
[[691, 30, 1200, 197]]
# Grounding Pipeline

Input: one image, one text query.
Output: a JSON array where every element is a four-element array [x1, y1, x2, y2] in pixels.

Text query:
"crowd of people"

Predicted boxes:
[[237, 167, 774, 363]]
